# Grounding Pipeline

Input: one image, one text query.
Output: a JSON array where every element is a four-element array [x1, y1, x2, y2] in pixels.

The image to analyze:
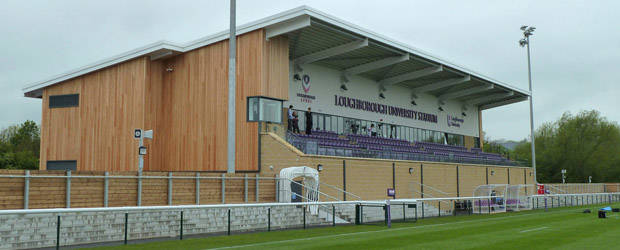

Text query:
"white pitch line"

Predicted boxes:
[[205, 211, 569, 250], [520, 226, 548, 233]]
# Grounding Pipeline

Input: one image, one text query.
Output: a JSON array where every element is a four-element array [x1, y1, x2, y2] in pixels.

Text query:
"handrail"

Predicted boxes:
[[409, 180, 451, 196], [286, 178, 340, 202], [318, 181, 362, 200]]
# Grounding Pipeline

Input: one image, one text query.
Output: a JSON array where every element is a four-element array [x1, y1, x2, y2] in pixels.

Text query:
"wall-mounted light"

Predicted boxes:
[[317, 164, 323, 172], [438, 107, 444, 112], [408, 168, 414, 175], [490, 170, 495, 176], [340, 84, 348, 91], [293, 74, 301, 81], [462, 112, 467, 117], [379, 93, 386, 99], [410, 100, 417, 106]]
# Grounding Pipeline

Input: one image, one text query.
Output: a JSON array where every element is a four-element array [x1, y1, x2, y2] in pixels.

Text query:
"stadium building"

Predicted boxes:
[[21, 6, 533, 203]]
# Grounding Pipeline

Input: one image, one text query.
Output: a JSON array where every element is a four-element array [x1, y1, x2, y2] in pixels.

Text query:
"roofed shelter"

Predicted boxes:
[[23, 6, 529, 172]]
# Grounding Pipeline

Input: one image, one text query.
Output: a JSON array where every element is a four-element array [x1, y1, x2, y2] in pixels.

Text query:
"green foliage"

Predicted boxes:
[[0, 120, 40, 170], [483, 141, 512, 159], [514, 110, 620, 183]]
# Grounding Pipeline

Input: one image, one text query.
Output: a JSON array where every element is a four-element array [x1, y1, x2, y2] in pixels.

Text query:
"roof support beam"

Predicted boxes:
[[379, 65, 443, 86], [343, 54, 409, 76], [265, 15, 311, 40], [480, 96, 528, 110], [412, 75, 471, 93], [438, 84, 494, 101], [294, 38, 369, 66], [467, 91, 515, 106]]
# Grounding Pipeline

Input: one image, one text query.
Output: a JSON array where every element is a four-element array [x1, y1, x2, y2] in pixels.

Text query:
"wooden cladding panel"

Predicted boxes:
[[149, 30, 270, 172], [41, 80, 82, 169], [39, 28, 287, 172], [263, 36, 289, 100], [40, 57, 148, 171]]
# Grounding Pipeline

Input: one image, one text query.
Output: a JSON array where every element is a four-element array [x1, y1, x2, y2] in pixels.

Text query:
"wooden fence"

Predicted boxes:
[[0, 170, 277, 210]]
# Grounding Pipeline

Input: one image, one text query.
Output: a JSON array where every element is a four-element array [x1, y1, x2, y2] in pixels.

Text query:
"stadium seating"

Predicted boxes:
[[286, 131, 516, 166]]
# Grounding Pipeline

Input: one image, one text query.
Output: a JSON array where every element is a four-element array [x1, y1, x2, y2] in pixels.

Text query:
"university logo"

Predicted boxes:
[[302, 74, 311, 93], [447, 115, 465, 128]]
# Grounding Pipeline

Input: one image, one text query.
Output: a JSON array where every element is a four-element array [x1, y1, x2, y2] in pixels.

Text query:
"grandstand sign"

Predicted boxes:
[[334, 95, 438, 124], [286, 64, 481, 137], [447, 115, 465, 127]]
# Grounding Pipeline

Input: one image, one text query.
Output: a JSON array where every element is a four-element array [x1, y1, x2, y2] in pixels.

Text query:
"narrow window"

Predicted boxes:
[[47, 160, 77, 171], [49, 94, 79, 108]]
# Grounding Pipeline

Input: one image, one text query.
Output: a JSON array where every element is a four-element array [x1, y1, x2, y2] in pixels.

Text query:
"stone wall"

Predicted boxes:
[[0, 205, 336, 249]]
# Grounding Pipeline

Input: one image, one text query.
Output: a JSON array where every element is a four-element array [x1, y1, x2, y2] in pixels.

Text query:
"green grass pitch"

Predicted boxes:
[[91, 203, 620, 250]]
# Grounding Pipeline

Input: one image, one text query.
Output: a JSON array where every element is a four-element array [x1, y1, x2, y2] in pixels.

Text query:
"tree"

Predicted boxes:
[[0, 121, 40, 170], [483, 140, 512, 159], [514, 110, 620, 183]]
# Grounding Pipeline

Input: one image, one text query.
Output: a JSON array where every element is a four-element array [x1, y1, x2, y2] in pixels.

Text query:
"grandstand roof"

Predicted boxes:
[[22, 6, 529, 110]]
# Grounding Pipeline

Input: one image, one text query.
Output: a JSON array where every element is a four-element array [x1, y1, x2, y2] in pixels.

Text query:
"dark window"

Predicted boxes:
[[47, 160, 77, 171], [49, 94, 79, 108]]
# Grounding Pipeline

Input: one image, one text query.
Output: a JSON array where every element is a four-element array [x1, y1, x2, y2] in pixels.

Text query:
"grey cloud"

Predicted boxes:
[[1, 0, 618, 141]]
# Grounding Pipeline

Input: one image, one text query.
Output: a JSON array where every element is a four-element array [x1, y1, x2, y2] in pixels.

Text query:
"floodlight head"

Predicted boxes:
[[410, 100, 417, 106], [462, 112, 467, 117], [519, 39, 528, 47], [340, 84, 348, 91], [379, 93, 386, 99], [520, 25, 528, 31], [438, 106, 444, 112]]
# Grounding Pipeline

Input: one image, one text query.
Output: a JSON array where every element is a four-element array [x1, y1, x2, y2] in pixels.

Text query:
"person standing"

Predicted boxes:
[[370, 124, 377, 137], [305, 107, 313, 135], [287, 105, 294, 132], [292, 111, 300, 133]]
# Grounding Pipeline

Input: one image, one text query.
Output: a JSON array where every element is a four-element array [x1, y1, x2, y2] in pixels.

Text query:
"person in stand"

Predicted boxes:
[[305, 107, 313, 135], [287, 105, 294, 132], [292, 110, 300, 133], [370, 124, 377, 137]]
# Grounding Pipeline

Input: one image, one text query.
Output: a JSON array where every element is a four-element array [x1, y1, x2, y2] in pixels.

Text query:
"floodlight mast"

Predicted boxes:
[[227, 0, 236, 174], [519, 26, 537, 184]]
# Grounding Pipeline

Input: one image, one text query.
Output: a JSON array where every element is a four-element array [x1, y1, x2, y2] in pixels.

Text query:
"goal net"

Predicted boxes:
[[473, 184, 508, 214]]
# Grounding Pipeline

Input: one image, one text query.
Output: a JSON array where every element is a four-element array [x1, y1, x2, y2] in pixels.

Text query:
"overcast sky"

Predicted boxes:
[[1, 0, 618, 141]]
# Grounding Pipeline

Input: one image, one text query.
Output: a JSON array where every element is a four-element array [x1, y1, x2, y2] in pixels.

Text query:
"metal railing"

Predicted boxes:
[[286, 133, 520, 166], [531, 192, 620, 210], [2, 192, 619, 249]]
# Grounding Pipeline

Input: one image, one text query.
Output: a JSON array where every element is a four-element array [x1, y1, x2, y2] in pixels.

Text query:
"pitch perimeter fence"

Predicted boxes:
[[2, 193, 620, 249]]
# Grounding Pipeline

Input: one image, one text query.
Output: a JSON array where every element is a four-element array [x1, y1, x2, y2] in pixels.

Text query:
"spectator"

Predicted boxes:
[[287, 105, 294, 132], [370, 124, 377, 137], [305, 107, 313, 135], [292, 111, 300, 133]]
